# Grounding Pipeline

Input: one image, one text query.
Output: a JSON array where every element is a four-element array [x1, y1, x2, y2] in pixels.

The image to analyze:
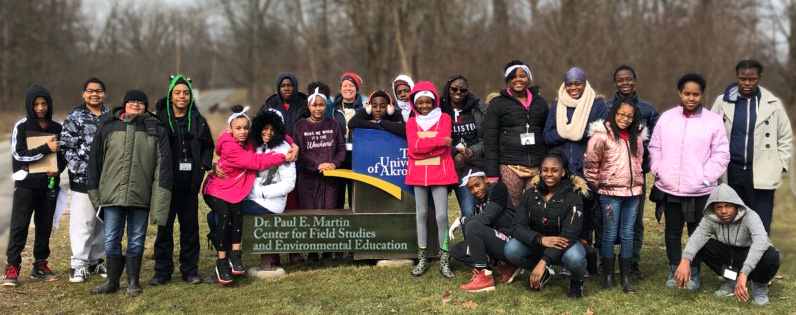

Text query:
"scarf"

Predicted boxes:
[[397, 100, 412, 121], [556, 81, 596, 141], [416, 107, 442, 131]]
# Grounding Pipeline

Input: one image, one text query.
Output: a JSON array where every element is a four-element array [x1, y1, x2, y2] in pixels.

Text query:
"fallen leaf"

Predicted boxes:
[[585, 308, 595, 315], [461, 301, 477, 308], [496, 309, 506, 314], [441, 290, 452, 304], [390, 308, 398, 313], [774, 275, 783, 280]]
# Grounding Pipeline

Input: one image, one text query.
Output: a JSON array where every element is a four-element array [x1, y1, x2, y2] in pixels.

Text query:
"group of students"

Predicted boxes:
[[2, 59, 792, 306]]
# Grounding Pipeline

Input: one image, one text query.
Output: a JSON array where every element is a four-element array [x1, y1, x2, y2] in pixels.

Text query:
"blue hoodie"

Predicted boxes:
[[723, 82, 760, 170]]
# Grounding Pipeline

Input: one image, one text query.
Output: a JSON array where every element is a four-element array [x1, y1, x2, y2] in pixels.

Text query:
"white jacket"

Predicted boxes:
[[711, 86, 793, 189], [245, 141, 296, 213]]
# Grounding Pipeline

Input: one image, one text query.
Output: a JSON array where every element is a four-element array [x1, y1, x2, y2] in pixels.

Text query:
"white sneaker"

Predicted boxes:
[[69, 267, 89, 283]]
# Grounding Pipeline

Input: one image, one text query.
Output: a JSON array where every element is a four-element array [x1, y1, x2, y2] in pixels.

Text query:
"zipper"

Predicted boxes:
[[625, 138, 634, 192], [678, 115, 688, 194], [744, 97, 750, 170]]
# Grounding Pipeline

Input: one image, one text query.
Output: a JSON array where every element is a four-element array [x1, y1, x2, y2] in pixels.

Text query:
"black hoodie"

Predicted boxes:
[[257, 73, 309, 137], [12, 85, 65, 189], [154, 76, 215, 194]]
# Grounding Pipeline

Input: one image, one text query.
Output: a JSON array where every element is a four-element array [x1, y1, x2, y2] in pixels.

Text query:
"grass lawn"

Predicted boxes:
[[0, 176, 794, 314]]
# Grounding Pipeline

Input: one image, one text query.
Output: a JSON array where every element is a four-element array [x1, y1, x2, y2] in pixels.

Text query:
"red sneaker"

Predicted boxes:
[[496, 261, 521, 284], [459, 269, 495, 292], [3, 266, 19, 286], [31, 260, 59, 281]]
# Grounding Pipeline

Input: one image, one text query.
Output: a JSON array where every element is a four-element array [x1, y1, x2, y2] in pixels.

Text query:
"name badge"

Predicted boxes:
[[179, 162, 192, 171], [520, 133, 535, 146], [722, 264, 739, 281]]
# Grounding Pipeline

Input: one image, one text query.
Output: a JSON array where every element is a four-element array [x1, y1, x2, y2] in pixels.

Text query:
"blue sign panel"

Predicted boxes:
[[351, 129, 410, 193]]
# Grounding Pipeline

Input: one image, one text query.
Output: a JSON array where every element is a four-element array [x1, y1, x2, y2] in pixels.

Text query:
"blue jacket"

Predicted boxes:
[[606, 91, 659, 173], [543, 98, 608, 178]]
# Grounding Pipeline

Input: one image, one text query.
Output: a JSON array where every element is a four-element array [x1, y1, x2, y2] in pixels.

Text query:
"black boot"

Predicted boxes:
[[619, 258, 636, 294], [438, 250, 454, 278], [126, 255, 143, 296], [90, 255, 124, 295], [568, 278, 584, 299], [601, 256, 615, 290], [585, 245, 599, 276], [631, 262, 644, 279]]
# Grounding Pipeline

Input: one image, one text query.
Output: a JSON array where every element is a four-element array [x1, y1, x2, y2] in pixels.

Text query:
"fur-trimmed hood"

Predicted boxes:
[[251, 108, 287, 149], [530, 174, 590, 197]]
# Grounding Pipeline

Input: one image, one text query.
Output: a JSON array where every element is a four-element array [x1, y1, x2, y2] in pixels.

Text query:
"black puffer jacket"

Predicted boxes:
[[511, 175, 589, 264], [483, 87, 548, 177], [461, 181, 515, 235]]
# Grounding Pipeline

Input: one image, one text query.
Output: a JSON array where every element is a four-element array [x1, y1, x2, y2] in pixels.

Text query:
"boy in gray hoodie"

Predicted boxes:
[[674, 184, 780, 305]]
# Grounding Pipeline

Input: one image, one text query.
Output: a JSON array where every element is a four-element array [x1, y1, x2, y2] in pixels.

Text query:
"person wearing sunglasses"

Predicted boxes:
[[440, 75, 485, 218], [483, 60, 549, 209]]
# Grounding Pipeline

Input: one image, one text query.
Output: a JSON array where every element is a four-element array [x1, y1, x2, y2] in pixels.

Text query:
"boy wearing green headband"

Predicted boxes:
[[150, 75, 215, 285]]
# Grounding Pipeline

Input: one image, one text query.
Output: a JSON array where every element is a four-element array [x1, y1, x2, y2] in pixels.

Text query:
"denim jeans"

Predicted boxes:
[[503, 238, 587, 282], [600, 195, 640, 259], [239, 200, 276, 215], [103, 206, 149, 256], [453, 184, 475, 217]]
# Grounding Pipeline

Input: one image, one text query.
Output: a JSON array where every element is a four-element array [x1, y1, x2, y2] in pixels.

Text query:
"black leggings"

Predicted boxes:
[[664, 195, 708, 266], [203, 195, 242, 253], [449, 221, 511, 270]]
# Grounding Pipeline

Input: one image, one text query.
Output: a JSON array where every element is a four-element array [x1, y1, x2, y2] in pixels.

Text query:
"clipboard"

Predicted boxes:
[[26, 131, 57, 173], [415, 131, 440, 166]]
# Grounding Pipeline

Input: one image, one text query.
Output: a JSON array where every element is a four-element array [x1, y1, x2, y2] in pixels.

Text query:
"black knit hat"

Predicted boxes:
[[123, 90, 149, 111]]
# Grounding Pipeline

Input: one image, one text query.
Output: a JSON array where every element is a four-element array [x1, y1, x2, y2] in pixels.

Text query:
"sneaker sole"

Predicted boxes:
[[462, 285, 496, 292], [69, 277, 86, 283], [215, 267, 232, 285], [504, 268, 522, 284], [2, 281, 17, 286], [30, 275, 60, 281], [229, 261, 246, 275]]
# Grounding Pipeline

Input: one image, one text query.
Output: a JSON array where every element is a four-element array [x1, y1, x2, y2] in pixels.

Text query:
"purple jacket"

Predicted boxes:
[[649, 106, 730, 197]]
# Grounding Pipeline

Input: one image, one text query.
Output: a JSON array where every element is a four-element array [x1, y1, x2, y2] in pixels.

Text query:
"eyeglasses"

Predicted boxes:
[[126, 101, 146, 106], [450, 87, 468, 94], [616, 113, 634, 121], [85, 89, 105, 95]]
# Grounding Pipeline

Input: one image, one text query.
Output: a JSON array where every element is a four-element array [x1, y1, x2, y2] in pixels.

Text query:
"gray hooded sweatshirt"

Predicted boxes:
[[682, 184, 771, 275]]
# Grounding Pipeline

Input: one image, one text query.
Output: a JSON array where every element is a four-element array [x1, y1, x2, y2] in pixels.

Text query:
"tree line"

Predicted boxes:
[[0, 0, 794, 120]]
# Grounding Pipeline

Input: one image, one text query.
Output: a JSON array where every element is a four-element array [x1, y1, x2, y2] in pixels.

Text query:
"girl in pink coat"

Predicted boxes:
[[583, 98, 647, 294], [405, 81, 458, 278], [202, 105, 289, 284], [648, 73, 730, 291]]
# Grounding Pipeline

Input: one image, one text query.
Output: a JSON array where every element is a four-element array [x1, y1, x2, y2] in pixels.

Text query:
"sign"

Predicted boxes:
[[351, 129, 410, 193], [242, 211, 416, 254]]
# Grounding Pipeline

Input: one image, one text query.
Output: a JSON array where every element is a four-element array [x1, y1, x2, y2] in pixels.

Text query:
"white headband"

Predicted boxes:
[[227, 106, 251, 125], [504, 65, 533, 82], [460, 169, 487, 187], [308, 87, 328, 105], [413, 91, 435, 104]]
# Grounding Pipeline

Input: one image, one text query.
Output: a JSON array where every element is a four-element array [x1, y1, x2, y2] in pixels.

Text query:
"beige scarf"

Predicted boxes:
[[556, 81, 596, 141]]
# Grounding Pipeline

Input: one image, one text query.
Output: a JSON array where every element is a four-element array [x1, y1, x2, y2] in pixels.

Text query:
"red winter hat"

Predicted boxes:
[[340, 72, 362, 92]]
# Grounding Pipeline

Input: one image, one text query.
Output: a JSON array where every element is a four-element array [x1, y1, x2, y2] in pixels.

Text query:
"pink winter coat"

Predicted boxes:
[[203, 131, 286, 203], [405, 81, 458, 186], [583, 120, 646, 196], [648, 106, 730, 197]]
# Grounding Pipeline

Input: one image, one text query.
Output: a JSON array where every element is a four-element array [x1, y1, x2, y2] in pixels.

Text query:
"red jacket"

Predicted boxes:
[[405, 81, 458, 186]]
